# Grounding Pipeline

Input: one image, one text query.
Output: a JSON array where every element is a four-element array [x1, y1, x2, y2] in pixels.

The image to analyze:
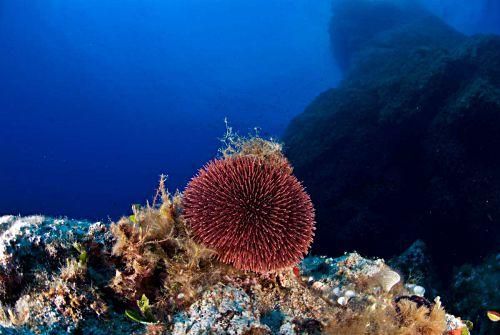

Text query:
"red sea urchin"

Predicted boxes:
[[183, 155, 315, 273]]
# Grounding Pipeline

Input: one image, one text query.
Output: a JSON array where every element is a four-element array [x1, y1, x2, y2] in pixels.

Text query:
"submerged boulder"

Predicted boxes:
[[449, 253, 500, 335], [283, 0, 500, 274]]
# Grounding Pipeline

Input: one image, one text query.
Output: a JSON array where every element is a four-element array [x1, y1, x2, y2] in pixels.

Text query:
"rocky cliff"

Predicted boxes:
[[284, 0, 500, 273]]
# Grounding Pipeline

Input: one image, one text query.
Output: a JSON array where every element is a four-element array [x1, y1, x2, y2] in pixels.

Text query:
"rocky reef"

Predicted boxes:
[[0, 135, 471, 334], [283, 1, 500, 332], [449, 254, 500, 334], [0, 214, 468, 334], [284, 0, 500, 286]]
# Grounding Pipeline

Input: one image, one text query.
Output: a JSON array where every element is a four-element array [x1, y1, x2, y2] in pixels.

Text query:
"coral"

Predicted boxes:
[[184, 150, 315, 272]]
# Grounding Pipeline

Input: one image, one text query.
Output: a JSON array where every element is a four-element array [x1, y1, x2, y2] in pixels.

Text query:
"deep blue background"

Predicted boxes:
[[0, 0, 338, 220], [1, 0, 499, 221]]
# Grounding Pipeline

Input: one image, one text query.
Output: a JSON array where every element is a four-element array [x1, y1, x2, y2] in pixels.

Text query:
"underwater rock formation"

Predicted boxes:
[[329, 0, 432, 73], [0, 134, 471, 334], [449, 253, 500, 335], [284, 0, 500, 274], [0, 215, 468, 335], [0, 215, 141, 335], [389, 240, 442, 300], [0, 215, 110, 304]]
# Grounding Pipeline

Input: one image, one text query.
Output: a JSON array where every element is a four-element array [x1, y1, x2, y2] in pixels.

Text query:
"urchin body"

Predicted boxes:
[[183, 155, 315, 273]]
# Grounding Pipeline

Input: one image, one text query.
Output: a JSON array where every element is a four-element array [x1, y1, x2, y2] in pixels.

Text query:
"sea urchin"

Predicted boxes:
[[183, 155, 315, 272]]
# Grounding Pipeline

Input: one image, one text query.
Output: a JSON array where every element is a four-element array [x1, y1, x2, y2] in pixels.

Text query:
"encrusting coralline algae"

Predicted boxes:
[[0, 136, 471, 335]]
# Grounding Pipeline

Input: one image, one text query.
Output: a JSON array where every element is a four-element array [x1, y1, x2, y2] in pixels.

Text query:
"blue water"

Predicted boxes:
[[0, 0, 338, 220], [1, 0, 498, 221]]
